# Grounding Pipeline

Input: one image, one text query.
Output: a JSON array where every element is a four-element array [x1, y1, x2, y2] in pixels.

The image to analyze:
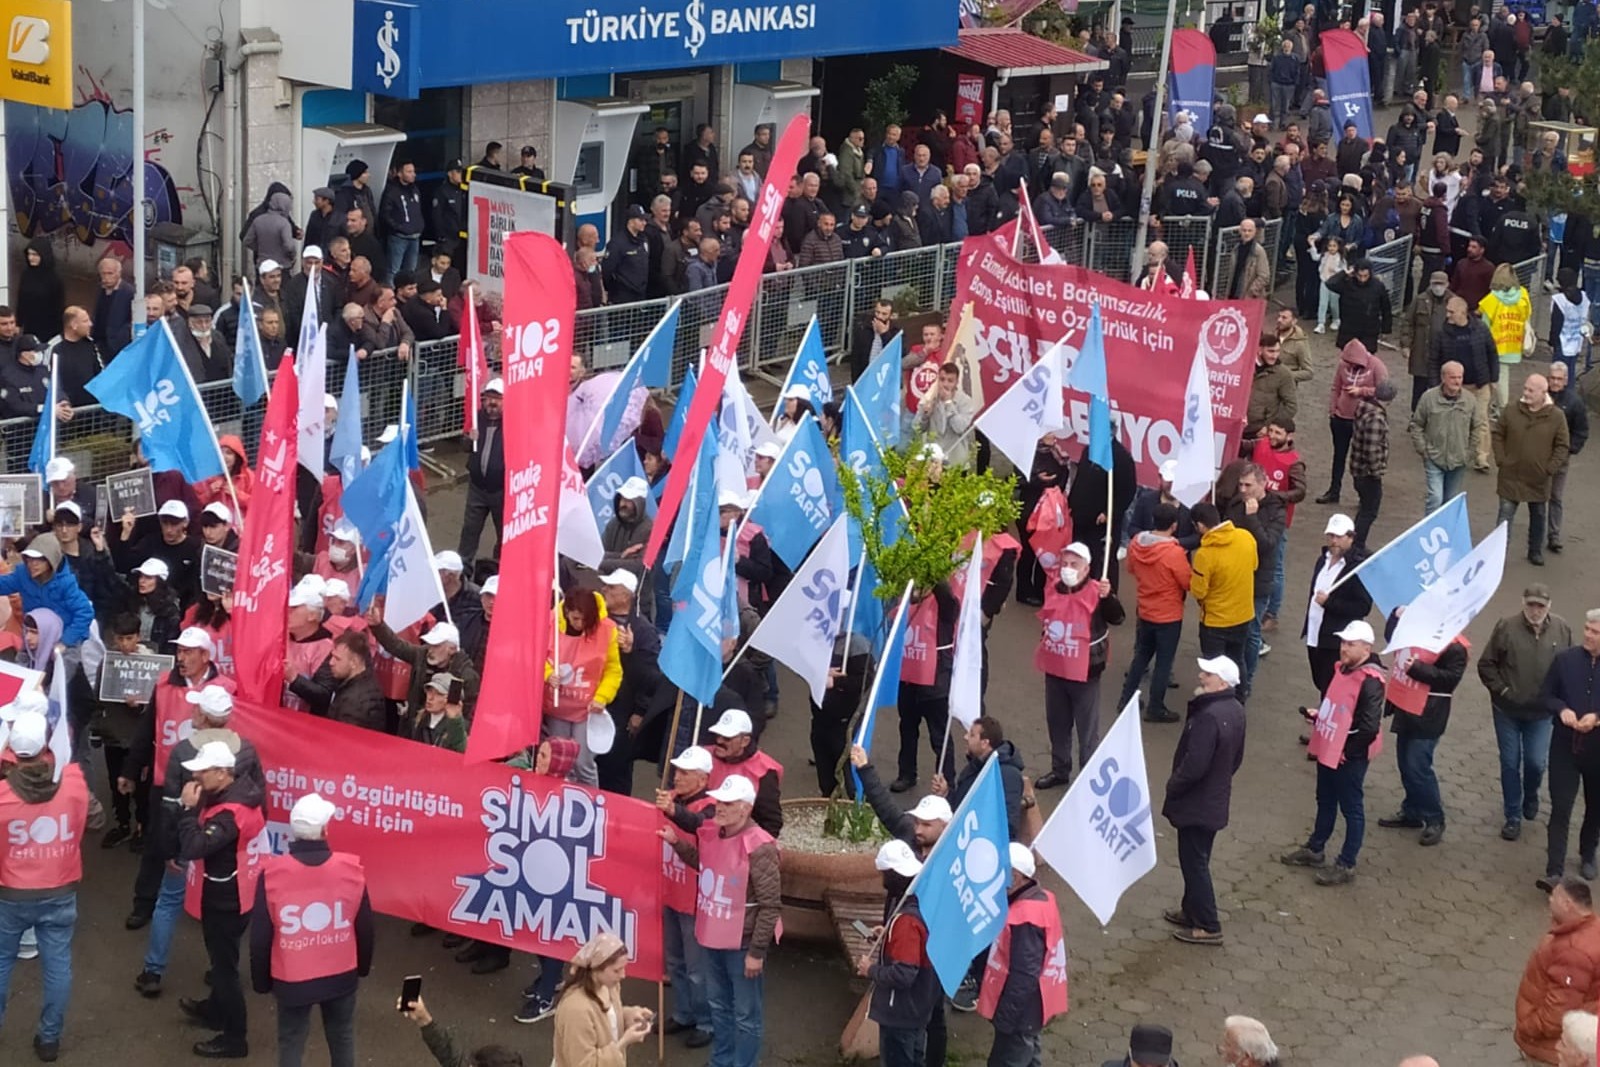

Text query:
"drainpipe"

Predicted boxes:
[[990, 69, 1011, 125], [225, 38, 282, 282]]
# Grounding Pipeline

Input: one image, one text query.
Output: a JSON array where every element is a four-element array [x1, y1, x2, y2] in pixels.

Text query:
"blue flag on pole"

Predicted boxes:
[[27, 359, 56, 477], [749, 416, 842, 569], [341, 437, 410, 608], [1067, 304, 1113, 470], [587, 440, 659, 531], [85, 322, 225, 483], [1342, 493, 1472, 618], [663, 368, 698, 457], [328, 347, 365, 487], [854, 336, 903, 446], [855, 581, 912, 762], [915, 752, 1013, 994], [774, 317, 834, 417], [232, 284, 269, 407], [660, 445, 732, 707], [399, 383, 420, 473], [596, 302, 680, 454]]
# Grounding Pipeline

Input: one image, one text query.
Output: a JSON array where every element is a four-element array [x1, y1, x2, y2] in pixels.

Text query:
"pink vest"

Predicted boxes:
[[1386, 638, 1468, 716], [263, 852, 366, 983], [977, 892, 1068, 1024], [283, 635, 334, 713], [1251, 438, 1301, 526], [545, 618, 615, 723], [324, 614, 368, 641], [710, 749, 784, 791], [693, 821, 778, 950], [0, 763, 88, 890], [901, 595, 940, 687], [314, 474, 343, 556], [184, 800, 268, 916], [1025, 487, 1073, 571], [374, 618, 429, 701], [153, 673, 239, 787], [311, 552, 363, 585], [1034, 584, 1100, 682], [1308, 663, 1385, 768], [952, 532, 1021, 605], [662, 796, 715, 914]]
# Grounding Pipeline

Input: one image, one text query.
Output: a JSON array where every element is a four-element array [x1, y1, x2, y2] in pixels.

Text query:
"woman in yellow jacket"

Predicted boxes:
[[544, 585, 622, 787], [1479, 262, 1533, 408]]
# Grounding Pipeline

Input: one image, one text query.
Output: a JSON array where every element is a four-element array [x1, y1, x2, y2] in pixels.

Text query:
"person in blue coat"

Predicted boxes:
[[0, 532, 95, 645]]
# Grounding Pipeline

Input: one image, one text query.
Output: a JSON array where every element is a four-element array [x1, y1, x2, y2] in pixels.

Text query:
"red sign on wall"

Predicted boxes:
[[955, 73, 987, 129]]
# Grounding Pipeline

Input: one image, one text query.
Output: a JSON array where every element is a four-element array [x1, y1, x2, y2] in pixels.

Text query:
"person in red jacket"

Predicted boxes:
[[1515, 878, 1600, 1063], [1119, 502, 1193, 724], [978, 844, 1067, 1065]]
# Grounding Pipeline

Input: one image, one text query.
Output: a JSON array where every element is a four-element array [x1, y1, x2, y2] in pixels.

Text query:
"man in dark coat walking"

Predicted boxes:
[[1162, 656, 1246, 946], [1378, 611, 1469, 847]]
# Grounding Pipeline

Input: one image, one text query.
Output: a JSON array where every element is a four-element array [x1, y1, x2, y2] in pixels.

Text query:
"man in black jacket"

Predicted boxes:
[[595, 571, 661, 794], [1282, 619, 1386, 886], [281, 249, 338, 340], [430, 162, 467, 267], [982, 845, 1064, 1065], [1299, 513, 1373, 696], [1546, 362, 1588, 554], [1539, 613, 1600, 891], [1163, 656, 1246, 946], [1327, 259, 1394, 352], [931, 716, 1026, 839], [848, 300, 902, 381], [603, 206, 652, 305], [1378, 611, 1468, 847], [288, 631, 388, 733], [1217, 463, 1286, 703], [457, 378, 503, 565]]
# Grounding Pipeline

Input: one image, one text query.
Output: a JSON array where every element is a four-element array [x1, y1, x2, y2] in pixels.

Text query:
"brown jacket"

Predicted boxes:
[[671, 822, 782, 959], [1406, 287, 1450, 378], [1277, 324, 1314, 382], [552, 985, 628, 1067], [1493, 398, 1570, 502], [1515, 912, 1600, 1063], [1245, 359, 1298, 435], [1236, 240, 1271, 300]]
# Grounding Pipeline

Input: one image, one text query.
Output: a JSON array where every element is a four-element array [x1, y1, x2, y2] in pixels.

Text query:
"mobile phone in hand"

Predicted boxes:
[[850, 919, 873, 939], [400, 975, 422, 1012]]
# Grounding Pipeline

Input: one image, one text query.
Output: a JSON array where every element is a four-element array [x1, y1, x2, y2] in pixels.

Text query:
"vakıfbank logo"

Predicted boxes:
[[8, 15, 49, 64], [0, 0, 72, 109]]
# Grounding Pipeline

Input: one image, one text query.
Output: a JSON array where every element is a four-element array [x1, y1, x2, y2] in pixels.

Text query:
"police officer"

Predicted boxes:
[[429, 159, 468, 268], [175, 739, 266, 1059], [0, 707, 89, 1063], [250, 793, 373, 1067], [1489, 203, 1543, 266], [602, 206, 652, 305], [0, 332, 51, 473]]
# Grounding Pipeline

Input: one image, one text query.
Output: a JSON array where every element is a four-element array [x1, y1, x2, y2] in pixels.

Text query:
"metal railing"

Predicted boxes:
[[1512, 255, 1552, 341], [1210, 219, 1284, 300], [1367, 235, 1416, 315]]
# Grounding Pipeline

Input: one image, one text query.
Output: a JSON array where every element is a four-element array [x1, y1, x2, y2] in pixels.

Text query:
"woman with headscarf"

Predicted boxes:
[[14, 238, 64, 340], [551, 932, 654, 1066]]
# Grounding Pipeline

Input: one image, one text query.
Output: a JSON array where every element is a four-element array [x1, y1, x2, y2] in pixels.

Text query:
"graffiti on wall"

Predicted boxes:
[[5, 68, 185, 246]]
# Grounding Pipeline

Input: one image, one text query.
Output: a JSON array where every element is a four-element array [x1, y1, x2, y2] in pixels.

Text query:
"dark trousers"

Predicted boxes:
[[1326, 415, 1354, 497], [988, 1029, 1042, 1067], [1546, 739, 1600, 877], [1307, 758, 1369, 869], [198, 906, 250, 1043], [1308, 645, 1339, 699], [594, 708, 635, 795], [879, 1024, 927, 1067], [1296, 259, 1322, 319], [1198, 621, 1249, 667], [925, 998, 947, 1067], [1014, 528, 1047, 605], [457, 484, 504, 564], [277, 990, 357, 1067], [896, 686, 954, 784], [103, 743, 150, 830], [810, 700, 851, 796], [1410, 375, 1430, 411], [1119, 618, 1182, 716], [131, 805, 169, 915], [1176, 826, 1221, 933], [1352, 474, 1383, 552], [1043, 674, 1102, 777]]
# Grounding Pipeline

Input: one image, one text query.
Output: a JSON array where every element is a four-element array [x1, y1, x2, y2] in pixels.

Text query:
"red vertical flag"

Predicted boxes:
[[230, 362, 298, 706], [465, 233, 574, 765], [642, 111, 811, 568], [459, 287, 490, 444]]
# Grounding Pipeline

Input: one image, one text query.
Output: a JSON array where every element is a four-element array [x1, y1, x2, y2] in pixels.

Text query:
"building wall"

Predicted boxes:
[[243, 39, 298, 211], [466, 81, 555, 166]]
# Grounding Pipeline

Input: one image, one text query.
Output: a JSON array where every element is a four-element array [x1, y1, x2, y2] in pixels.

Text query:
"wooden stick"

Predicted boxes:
[[656, 983, 666, 1064], [935, 715, 952, 782], [659, 689, 686, 791]]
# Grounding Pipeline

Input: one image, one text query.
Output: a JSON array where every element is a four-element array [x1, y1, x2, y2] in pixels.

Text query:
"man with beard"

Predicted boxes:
[[600, 477, 654, 610], [457, 378, 504, 566]]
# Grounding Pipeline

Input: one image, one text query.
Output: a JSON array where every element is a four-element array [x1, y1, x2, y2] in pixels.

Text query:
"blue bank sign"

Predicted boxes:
[[354, 0, 958, 91]]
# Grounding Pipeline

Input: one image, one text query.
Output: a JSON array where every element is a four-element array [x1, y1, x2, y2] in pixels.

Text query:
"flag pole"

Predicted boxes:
[[160, 318, 246, 526], [1326, 493, 1465, 594], [658, 690, 687, 790], [1101, 461, 1115, 582], [837, 561, 866, 672], [935, 715, 953, 782], [1131, 0, 1179, 282]]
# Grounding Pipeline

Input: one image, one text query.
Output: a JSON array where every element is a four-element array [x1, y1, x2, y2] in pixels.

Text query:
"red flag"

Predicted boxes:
[[465, 233, 573, 765], [1180, 247, 1199, 298], [230, 362, 298, 707], [643, 111, 810, 567], [460, 288, 490, 445]]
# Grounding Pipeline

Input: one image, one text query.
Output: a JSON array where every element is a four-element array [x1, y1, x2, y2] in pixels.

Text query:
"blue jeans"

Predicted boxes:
[[143, 864, 187, 975], [1585, 266, 1600, 330], [1118, 618, 1182, 716], [1396, 734, 1444, 825], [663, 908, 711, 1033], [1241, 590, 1272, 696], [0, 893, 77, 1043], [384, 234, 420, 280], [1461, 61, 1476, 98], [704, 947, 764, 1067], [1266, 530, 1289, 620], [1422, 460, 1466, 516], [879, 1024, 927, 1067], [1492, 708, 1553, 822], [1306, 758, 1369, 869]]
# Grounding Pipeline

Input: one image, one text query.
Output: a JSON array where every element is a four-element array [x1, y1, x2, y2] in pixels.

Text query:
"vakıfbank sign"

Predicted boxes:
[[0, 0, 71, 109]]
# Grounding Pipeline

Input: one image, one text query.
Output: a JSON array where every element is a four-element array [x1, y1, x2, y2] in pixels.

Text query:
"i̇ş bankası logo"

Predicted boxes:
[[564, 2, 819, 58]]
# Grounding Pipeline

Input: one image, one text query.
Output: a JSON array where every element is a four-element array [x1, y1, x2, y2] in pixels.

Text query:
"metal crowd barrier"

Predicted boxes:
[[1512, 255, 1552, 341], [1210, 219, 1284, 301], [1367, 235, 1416, 316]]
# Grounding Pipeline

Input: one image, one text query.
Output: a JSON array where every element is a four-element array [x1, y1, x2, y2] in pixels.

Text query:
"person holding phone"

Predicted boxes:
[[250, 792, 373, 1067], [401, 994, 525, 1067], [552, 932, 654, 1066]]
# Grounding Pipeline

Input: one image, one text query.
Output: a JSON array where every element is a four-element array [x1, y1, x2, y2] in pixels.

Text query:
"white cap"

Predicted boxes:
[[1325, 513, 1356, 536], [157, 500, 189, 521], [44, 456, 74, 482], [322, 578, 351, 601], [1009, 842, 1036, 879], [184, 684, 235, 718], [201, 501, 232, 524], [617, 477, 649, 501], [3, 690, 47, 721], [708, 708, 755, 738], [599, 570, 639, 594], [707, 774, 757, 804], [717, 487, 747, 509], [1158, 459, 1178, 483], [782, 383, 812, 400], [19, 546, 47, 560], [422, 622, 461, 646], [874, 839, 924, 877], [484, 378, 505, 395], [324, 393, 338, 410], [669, 745, 714, 774], [1196, 655, 1241, 688], [7, 710, 48, 758], [258, 258, 282, 275], [288, 584, 324, 610], [1335, 620, 1376, 644], [1252, 113, 1270, 124], [754, 441, 784, 460], [378, 424, 399, 444], [174, 627, 214, 654], [907, 795, 954, 823], [480, 575, 500, 596], [53, 501, 82, 522], [916, 442, 945, 463], [331, 517, 361, 543], [1062, 541, 1093, 562], [433, 550, 464, 572], [134, 558, 171, 580], [182, 740, 237, 772], [289, 792, 338, 838], [302, 245, 324, 260]]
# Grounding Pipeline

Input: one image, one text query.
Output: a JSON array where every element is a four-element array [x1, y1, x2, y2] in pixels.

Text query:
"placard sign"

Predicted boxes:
[[97, 652, 174, 702], [0, 474, 43, 528], [201, 545, 238, 598], [105, 469, 158, 519]]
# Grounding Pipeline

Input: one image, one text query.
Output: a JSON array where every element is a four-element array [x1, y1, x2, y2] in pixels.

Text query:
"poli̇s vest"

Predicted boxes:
[[662, 795, 715, 914], [977, 891, 1068, 1025], [1386, 637, 1469, 716], [693, 821, 780, 950], [1034, 583, 1101, 682], [0, 763, 89, 890], [153, 673, 239, 787], [901, 594, 941, 687], [263, 852, 367, 983], [1250, 438, 1301, 526], [184, 800, 269, 917], [710, 749, 784, 791], [545, 618, 616, 723], [1307, 663, 1385, 768]]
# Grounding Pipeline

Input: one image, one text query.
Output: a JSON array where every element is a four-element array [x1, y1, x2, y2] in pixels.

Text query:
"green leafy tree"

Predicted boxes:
[[1520, 52, 1600, 220], [862, 65, 920, 138]]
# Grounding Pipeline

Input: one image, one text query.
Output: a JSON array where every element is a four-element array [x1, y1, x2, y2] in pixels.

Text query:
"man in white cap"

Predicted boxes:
[[368, 608, 481, 723], [858, 840, 938, 1067], [751, 441, 783, 484], [458, 377, 505, 567], [0, 707, 89, 1062], [283, 245, 335, 339], [654, 746, 716, 1048], [250, 793, 372, 1067], [1162, 656, 1246, 946], [114, 497, 203, 605], [1283, 619, 1387, 886], [430, 550, 483, 629], [596, 570, 661, 794], [1300, 513, 1373, 698], [1035, 542, 1125, 791], [198, 502, 239, 552], [283, 583, 335, 714], [977, 843, 1066, 1066], [601, 477, 654, 599], [849, 744, 952, 860], [311, 518, 363, 584], [175, 739, 265, 1057], [43, 456, 95, 523], [660, 774, 782, 1067], [705, 708, 783, 836], [1124, 458, 1199, 551]]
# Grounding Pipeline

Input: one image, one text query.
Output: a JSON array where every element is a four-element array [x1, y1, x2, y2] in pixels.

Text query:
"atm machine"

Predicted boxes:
[[300, 123, 409, 217], [551, 97, 649, 253]]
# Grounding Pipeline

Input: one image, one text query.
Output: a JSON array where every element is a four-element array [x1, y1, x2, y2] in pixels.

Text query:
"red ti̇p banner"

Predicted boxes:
[[643, 111, 811, 568], [944, 238, 1262, 484], [460, 287, 490, 444], [954, 73, 986, 129], [466, 233, 574, 765], [229, 362, 298, 707], [235, 701, 664, 979]]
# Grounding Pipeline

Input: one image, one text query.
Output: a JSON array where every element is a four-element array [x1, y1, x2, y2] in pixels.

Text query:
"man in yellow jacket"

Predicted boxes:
[[1189, 502, 1259, 670]]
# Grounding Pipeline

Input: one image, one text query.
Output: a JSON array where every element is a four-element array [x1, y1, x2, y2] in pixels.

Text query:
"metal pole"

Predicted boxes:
[[1130, 0, 1181, 282], [0, 131, 9, 306], [133, 0, 146, 310]]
